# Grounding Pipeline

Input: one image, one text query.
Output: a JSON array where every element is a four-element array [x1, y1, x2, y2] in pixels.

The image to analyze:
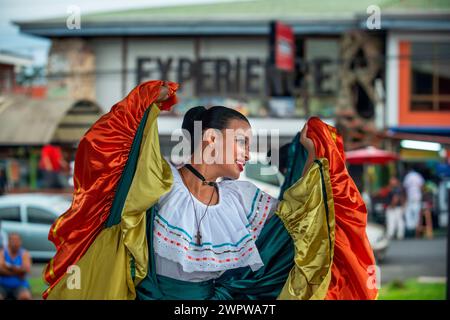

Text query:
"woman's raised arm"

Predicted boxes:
[[43, 80, 179, 299]]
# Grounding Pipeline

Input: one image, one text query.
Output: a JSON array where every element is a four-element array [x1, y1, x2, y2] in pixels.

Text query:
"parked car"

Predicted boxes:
[[0, 193, 71, 260], [240, 156, 389, 262], [239, 154, 284, 198], [365, 222, 389, 262]]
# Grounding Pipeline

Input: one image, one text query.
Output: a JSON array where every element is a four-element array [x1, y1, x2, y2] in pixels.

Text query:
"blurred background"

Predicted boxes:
[[0, 0, 449, 300]]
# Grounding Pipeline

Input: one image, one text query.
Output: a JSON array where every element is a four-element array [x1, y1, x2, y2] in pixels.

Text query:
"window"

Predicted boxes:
[[0, 207, 21, 222], [304, 38, 340, 96], [303, 38, 340, 118], [411, 42, 450, 111], [27, 207, 55, 225]]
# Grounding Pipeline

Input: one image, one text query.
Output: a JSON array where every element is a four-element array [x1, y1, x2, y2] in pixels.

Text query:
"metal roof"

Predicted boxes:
[[0, 51, 33, 67], [14, 0, 450, 38], [16, 19, 360, 37]]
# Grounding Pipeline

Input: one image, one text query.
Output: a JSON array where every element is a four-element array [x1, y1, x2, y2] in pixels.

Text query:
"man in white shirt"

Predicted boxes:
[[403, 168, 425, 235]]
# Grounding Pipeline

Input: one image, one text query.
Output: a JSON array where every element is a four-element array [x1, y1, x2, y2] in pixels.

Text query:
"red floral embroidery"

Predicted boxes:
[[156, 231, 256, 264]]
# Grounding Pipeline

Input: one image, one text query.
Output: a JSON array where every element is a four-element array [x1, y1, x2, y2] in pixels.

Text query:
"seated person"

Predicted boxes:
[[0, 233, 32, 300]]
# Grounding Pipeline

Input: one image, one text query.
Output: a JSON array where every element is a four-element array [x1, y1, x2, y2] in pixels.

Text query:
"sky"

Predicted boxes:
[[0, 0, 241, 65]]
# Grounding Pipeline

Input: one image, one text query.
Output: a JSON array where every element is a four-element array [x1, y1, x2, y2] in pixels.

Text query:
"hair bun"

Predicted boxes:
[[182, 106, 206, 132], [181, 105, 250, 155]]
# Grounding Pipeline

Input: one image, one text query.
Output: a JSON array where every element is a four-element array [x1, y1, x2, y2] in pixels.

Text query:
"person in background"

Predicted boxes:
[[362, 190, 373, 216], [403, 167, 424, 238], [0, 233, 32, 300], [385, 177, 405, 240], [0, 167, 7, 196], [9, 160, 20, 189], [39, 144, 68, 189], [416, 182, 435, 239]]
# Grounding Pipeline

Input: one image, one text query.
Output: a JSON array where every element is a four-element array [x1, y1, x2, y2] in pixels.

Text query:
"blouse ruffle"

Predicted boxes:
[[153, 162, 278, 274]]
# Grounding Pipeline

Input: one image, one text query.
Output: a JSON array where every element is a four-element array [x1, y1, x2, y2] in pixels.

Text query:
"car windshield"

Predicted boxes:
[[50, 201, 72, 216], [244, 162, 282, 186]]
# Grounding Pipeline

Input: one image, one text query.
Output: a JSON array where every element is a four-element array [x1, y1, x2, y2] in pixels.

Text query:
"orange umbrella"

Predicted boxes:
[[345, 146, 399, 165]]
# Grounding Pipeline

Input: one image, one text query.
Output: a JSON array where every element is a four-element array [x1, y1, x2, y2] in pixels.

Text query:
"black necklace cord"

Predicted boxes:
[[184, 164, 217, 187]]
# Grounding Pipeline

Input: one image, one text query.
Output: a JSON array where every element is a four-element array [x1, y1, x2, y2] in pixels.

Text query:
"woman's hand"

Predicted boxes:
[[300, 124, 315, 156], [300, 123, 316, 177], [156, 81, 170, 102]]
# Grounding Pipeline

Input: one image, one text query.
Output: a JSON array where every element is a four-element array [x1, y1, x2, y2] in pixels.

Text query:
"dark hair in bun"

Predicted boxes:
[[182, 106, 250, 153]]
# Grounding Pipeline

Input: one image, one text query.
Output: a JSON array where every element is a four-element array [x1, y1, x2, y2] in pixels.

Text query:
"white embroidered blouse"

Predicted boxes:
[[153, 161, 279, 282]]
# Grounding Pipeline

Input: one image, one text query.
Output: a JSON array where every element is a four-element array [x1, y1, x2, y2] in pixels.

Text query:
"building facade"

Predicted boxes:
[[15, 1, 450, 192]]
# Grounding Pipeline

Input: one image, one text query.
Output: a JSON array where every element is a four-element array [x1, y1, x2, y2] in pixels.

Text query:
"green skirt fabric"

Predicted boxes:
[[136, 207, 295, 300]]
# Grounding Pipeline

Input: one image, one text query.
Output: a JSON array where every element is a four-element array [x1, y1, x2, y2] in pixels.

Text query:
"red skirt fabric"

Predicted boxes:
[[307, 117, 378, 300], [43, 80, 179, 299]]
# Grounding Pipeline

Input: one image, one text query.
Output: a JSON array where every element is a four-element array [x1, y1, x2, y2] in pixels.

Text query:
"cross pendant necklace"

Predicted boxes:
[[195, 231, 202, 246], [180, 168, 216, 246], [189, 189, 215, 246]]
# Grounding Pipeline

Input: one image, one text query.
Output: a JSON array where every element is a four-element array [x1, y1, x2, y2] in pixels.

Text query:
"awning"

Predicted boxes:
[[388, 126, 450, 137], [384, 129, 450, 147], [0, 94, 103, 146], [382, 128, 450, 162], [345, 146, 399, 165]]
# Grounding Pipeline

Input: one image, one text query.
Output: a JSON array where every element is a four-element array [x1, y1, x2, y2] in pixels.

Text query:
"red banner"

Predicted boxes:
[[274, 22, 295, 72]]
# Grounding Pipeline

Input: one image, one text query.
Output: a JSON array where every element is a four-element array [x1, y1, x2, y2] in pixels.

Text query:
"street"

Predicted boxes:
[[379, 237, 447, 284]]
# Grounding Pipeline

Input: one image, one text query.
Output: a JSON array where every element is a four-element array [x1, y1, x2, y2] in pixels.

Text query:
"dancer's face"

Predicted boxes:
[[200, 119, 251, 180]]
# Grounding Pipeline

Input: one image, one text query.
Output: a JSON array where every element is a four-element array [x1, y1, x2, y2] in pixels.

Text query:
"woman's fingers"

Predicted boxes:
[[156, 84, 169, 102], [300, 124, 309, 146], [300, 123, 315, 154], [300, 124, 308, 142]]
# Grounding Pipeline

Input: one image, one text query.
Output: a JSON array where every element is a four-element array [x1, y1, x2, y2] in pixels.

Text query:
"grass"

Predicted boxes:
[[378, 278, 446, 300], [28, 276, 446, 300], [29, 277, 47, 299]]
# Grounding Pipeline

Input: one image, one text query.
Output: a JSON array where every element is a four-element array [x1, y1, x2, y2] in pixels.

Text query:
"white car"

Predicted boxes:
[[365, 222, 389, 262], [239, 160, 284, 198], [0, 193, 71, 260]]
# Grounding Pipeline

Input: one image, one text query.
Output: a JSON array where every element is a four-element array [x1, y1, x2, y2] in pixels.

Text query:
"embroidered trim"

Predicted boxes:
[[154, 237, 263, 272], [155, 231, 256, 261], [155, 212, 252, 248], [154, 190, 270, 247], [154, 217, 255, 254], [246, 193, 272, 232], [246, 189, 260, 220]]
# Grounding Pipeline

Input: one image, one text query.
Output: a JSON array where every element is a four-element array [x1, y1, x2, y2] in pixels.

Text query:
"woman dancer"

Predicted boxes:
[[42, 80, 377, 300]]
